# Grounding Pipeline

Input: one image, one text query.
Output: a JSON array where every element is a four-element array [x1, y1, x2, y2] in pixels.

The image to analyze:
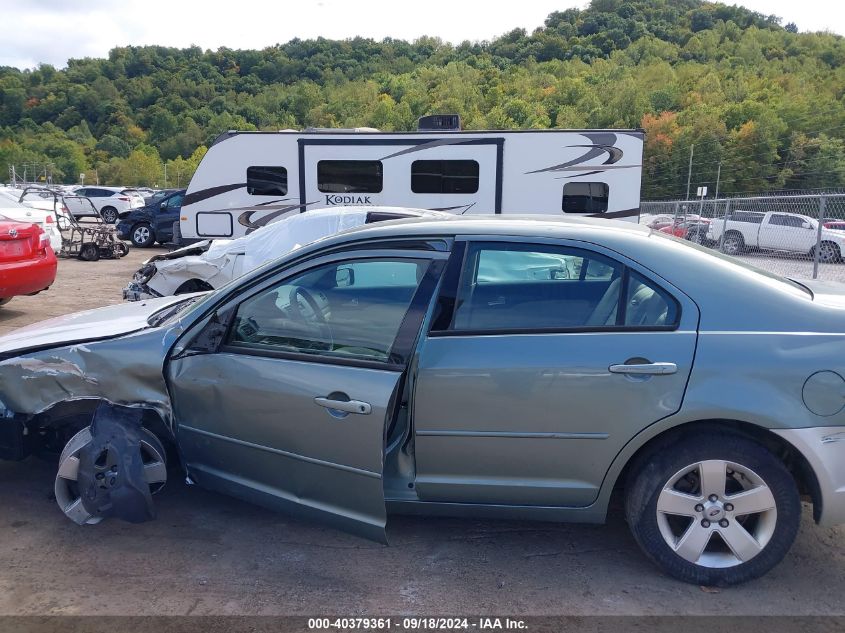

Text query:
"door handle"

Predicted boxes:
[[609, 362, 677, 375], [314, 397, 372, 415]]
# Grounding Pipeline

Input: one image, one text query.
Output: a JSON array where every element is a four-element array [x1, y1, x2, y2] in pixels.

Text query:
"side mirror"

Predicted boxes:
[[160, 201, 167, 210], [802, 221, 812, 229], [336, 266, 355, 287], [550, 267, 570, 280]]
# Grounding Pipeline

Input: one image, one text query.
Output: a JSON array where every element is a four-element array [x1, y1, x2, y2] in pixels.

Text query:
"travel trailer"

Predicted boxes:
[[176, 116, 644, 244]]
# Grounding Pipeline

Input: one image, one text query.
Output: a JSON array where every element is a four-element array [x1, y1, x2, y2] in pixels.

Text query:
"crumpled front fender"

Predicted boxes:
[[0, 326, 177, 431]]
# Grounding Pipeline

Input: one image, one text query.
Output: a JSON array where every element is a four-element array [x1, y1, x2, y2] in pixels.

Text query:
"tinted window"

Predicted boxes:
[[450, 243, 624, 331], [562, 182, 609, 213], [769, 214, 807, 228], [247, 166, 288, 196], [411, 160, 479, 194], [623, 271, 678, 327], [228, 258, 427, 363], [318, 161, 383, 194]]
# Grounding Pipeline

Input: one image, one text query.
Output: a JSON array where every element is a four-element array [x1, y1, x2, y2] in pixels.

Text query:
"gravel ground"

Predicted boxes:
[[0, 246, 843, 617]]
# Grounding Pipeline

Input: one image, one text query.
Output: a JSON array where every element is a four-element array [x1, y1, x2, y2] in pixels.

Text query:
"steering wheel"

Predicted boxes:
[[288, 286, 333, 351], [289, 286, 327, 323]]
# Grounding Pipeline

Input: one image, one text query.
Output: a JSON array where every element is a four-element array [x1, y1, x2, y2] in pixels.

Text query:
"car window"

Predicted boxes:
[[228, 257, 429, 364], [164, 194, 184, 209], [769, 214, 807, 228], [623, 271, 678, 326], [446, 243, 680, 332], [450, 243, 627, 331]]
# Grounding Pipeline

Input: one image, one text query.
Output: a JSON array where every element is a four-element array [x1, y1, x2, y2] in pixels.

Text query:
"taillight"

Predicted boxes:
[[45, 215, 54, 223], [61, 205, 69, 213], [118, 196, 130, 201]]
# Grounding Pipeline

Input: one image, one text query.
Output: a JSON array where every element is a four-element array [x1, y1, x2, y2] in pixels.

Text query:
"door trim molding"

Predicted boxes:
[[179, 424, 382, 479]]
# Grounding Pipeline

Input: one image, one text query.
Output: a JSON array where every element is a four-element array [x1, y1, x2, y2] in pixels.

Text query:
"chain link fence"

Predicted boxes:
[[640, 194, 845, 281]]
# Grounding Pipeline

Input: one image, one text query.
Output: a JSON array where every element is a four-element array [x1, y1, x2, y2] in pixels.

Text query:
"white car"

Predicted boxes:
[[0, 194, 62, 252], [123, 207, 447, 300], [73, 187, 145, 223]]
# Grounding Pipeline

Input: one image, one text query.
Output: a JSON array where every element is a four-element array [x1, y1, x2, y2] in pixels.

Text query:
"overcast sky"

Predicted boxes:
[[1, 0, 842, 70]]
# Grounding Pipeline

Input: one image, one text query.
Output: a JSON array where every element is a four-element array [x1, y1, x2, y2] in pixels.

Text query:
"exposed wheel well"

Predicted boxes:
[[175, 278, 214, 294], [615, 419, 822, 522], [26, 399, 174, 458]]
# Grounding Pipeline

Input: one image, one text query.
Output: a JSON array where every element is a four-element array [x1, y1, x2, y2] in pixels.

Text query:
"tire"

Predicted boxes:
[[78, 243, 100, 261], [625, 432, 800, 586], [814, 241, 841, 264], [55, 425, 168, 525], [131, 223, 155, 248], [116, 242, 130, 258], [721, 232, 744, 255], [687, 230, 706, 245], [100, 206, 118, 224]]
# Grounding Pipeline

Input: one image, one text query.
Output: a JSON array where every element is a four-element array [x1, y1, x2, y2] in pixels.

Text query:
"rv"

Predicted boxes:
[[176, 116, 644, 244]]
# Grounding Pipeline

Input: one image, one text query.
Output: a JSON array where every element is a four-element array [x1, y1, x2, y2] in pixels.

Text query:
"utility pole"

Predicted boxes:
[[163, 162, 167, 188], [713, 162, 722, 200], [685, 144, 695, 200]]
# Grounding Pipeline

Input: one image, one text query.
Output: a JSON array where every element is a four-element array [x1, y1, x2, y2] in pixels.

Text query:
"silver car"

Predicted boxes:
[[1, 215, 843, 586]]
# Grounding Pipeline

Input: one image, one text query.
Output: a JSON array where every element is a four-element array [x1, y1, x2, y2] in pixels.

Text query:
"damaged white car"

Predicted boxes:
[[123, 207, 445, 301]]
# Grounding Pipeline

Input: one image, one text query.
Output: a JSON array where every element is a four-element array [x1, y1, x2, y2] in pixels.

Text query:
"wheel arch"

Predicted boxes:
[[27, 398, 175, 456], [608, 418, 822, 523]]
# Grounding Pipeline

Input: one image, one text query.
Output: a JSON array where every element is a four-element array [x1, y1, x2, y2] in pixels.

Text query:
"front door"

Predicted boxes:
[[412, 239, 699, 507], [155, 192, 184, 241], [758, 213, 815, 251], [167, 248, 445, 541]]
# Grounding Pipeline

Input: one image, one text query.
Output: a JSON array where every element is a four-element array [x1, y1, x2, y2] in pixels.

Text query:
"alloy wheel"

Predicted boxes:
[[656, 459, 777, 568], [54, 426, 167, 525]]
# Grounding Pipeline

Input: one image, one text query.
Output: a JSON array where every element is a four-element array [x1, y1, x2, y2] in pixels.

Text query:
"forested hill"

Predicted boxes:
[[1, 0, 844, 198]]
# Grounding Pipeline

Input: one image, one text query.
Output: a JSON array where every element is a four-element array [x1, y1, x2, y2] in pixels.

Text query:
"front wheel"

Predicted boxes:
[[131, 223, 155, 247], [625, 432, 800, 586], [814, 241, 841, 264]]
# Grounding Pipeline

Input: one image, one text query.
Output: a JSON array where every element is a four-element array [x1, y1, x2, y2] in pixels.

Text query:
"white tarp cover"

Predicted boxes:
[[239, 207, 373, 271]]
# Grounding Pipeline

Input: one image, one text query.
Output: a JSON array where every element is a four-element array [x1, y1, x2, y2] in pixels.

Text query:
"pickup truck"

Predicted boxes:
[[707, 210, 845, 263]]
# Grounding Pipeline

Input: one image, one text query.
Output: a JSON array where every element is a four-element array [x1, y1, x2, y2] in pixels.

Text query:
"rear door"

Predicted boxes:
[[301, 137, 500, 214], [167, 245, 447, 541], [758, 213, 816, 252], [412, 238, 699, 507]]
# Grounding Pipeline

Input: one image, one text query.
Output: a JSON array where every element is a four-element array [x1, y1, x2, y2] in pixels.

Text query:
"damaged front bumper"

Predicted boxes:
[[123, 263, 162, 301]]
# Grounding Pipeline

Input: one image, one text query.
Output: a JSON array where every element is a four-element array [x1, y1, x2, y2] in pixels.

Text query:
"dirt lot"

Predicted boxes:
[[0, 248, 843, 617]]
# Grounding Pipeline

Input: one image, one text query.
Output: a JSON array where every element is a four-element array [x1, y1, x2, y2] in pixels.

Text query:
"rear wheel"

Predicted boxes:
[[625, 432, 800, 586], [100, 206, 118, 224], [131, 223, 155, 248], [54, 426, 168, 525], [721, 232, 744, 255]]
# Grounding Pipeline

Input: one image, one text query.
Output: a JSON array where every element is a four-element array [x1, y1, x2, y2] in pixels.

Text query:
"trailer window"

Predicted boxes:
[[411, 160, 479, 194], [562, 182, 609, 213], [318, 160, 383, 194], [247, 166, 288, 196]]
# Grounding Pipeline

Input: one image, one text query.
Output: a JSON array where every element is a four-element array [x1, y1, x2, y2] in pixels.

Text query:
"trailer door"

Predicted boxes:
[[300, 138, 502, 214]]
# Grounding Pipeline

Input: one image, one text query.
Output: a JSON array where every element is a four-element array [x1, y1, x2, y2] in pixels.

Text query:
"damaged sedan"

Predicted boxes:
[[123, 206, 445, 300], [2, 214, 845, 586]]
